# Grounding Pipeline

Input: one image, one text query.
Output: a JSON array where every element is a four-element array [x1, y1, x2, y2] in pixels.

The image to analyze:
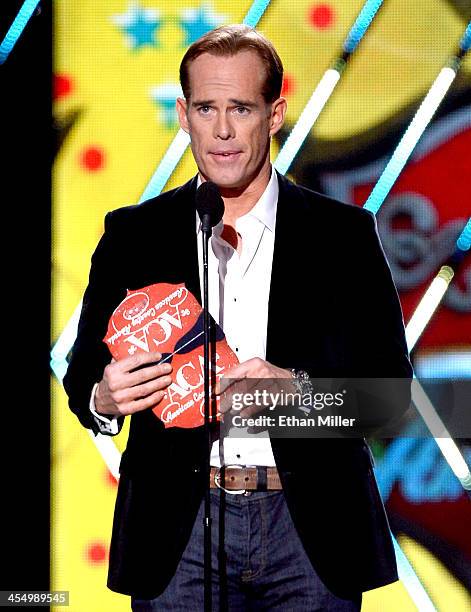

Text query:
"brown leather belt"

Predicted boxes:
[[210, 465, 282, 494]]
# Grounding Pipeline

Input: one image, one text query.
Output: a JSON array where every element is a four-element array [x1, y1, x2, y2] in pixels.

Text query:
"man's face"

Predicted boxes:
[[177, 51, 286, 192]]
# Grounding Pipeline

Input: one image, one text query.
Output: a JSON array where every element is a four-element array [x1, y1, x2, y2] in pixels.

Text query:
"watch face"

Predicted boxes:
[[296, 370, 310, 380]]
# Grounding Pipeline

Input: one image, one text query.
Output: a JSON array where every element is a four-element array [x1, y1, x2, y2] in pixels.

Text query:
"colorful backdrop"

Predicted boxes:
[[52, 1, 471, 610]]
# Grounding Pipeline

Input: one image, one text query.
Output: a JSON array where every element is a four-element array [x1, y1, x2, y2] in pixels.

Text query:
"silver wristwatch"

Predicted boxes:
[[289, 369, 313, 396]]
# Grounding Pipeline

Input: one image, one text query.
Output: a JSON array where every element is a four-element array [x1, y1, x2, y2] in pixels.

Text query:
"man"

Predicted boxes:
[[64, 25, 412, 610]]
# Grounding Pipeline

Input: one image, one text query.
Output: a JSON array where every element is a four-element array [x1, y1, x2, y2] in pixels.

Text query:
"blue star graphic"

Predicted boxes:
[[112, 2, 162, 51], [179, 3, 226, 46]]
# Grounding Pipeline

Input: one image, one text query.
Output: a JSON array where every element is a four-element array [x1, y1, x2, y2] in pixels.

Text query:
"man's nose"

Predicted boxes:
[[214, 112, 234, 139]]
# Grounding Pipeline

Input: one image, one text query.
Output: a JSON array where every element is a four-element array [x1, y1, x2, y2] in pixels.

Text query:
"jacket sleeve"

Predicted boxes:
[[342, 209, 413, 433], [63, 211, 127, 435]]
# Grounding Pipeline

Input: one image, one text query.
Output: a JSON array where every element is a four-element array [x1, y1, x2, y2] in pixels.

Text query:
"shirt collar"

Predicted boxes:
[[196, 166, 278, 234]]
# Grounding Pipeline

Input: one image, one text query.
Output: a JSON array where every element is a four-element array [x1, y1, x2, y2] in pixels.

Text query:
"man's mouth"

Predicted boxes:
[[209, 151, 242, 161]]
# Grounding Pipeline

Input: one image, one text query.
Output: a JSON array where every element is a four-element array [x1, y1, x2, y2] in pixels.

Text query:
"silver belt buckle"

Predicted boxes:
[[214, 464, 251, 495]]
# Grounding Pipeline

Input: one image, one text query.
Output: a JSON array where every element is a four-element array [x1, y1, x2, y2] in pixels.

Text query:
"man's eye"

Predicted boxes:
[[198, 106, 211, 114], [235, 107, 249, 114]]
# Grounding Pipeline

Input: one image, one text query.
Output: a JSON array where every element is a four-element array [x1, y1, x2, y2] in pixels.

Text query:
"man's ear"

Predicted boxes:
[[269, 97, 287, 137], [176, 97, 189, 133]]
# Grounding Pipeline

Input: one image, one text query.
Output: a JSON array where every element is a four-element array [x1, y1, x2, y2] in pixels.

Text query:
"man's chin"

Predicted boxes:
[[200, 172, 247, 193]]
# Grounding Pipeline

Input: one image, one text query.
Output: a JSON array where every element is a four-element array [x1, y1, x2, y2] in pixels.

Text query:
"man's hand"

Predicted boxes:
[[215, 357, 294, 417], [95, 351, 173, 417]]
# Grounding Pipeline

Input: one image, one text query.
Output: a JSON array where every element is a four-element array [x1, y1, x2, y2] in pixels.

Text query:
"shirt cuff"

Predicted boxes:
[[89, 382, 120, 435]]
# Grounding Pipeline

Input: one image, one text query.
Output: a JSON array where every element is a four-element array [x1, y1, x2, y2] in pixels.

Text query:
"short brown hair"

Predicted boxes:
[[179, 24, 283, 103]]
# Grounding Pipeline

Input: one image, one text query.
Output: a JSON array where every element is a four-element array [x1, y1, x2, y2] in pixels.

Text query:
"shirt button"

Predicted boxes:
[[233, 297, 237, 302], [235, 348, 239, 352]]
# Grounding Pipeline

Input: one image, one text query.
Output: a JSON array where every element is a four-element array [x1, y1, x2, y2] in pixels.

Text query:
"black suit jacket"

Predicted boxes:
[[64, 172, 412, 598]]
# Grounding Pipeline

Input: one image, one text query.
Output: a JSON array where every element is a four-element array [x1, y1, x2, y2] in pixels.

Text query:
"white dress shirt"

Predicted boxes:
[[91, 167, 279, 467], [197, 168, 278, 467]]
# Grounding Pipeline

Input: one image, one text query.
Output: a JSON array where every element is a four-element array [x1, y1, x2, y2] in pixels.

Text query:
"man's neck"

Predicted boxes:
[[222, 164, 272, 255], [207, 163, 272, 228]]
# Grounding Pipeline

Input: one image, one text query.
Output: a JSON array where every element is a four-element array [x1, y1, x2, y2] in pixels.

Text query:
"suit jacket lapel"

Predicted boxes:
[[266, 173, 324, 368], [168, 175, 202, 304], [266, 173, 298, 366]]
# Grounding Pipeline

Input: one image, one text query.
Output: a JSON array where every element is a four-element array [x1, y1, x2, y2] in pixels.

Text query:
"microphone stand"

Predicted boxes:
[[196, 181, 224, 612], [201, 214, 213, 612]]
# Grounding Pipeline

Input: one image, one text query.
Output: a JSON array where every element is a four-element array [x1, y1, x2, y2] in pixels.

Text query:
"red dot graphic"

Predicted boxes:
[[86, 542, 108, 564], [308, 3, 336, 30], [80, 146, 105, 171], [281, 74, 295, 97], [53, 74, 74, 100]]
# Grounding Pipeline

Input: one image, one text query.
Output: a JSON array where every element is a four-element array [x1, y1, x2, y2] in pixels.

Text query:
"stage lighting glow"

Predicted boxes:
[[364, 67, 457, 213], [405, 266, 454, 351], [0, 0, 41, 64], [456, 217, 471, 251], [343, 0, 384, 54], [392, 537, 437, 611], [50, 300, 83, 382], [412, 381, 471, 490], [405, 264, 471, 495], [460, 22, 471, 52], [88, 430, 122, 481], [139, 129, 190, 202], [274, 0, 386, 175], [414, 351, 471, 379], [274, 69, 341, 175]]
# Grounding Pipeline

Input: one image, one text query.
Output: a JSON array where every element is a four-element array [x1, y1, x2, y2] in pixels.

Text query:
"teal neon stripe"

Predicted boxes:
[[343, 0, 384, 53], [139, 130, 190, 203], [363, 66, 457, 214], [242, 0, 272, 26], [274, 0, 384, 175], [456, 218, 471, 252], [460, 21, 471, 52], [0, 0, 41, 64]]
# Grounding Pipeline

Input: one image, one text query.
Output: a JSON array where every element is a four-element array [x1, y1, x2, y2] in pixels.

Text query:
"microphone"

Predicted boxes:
[[196, 181, 224, 234], [195, 179, 224, 611]]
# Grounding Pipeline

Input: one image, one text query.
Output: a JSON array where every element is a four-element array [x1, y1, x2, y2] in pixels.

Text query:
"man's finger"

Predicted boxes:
[[125, 361, 172, 387], [116, 351, 163, 373], [125, 375, 173, 402], [123, 390, 167, 415]]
